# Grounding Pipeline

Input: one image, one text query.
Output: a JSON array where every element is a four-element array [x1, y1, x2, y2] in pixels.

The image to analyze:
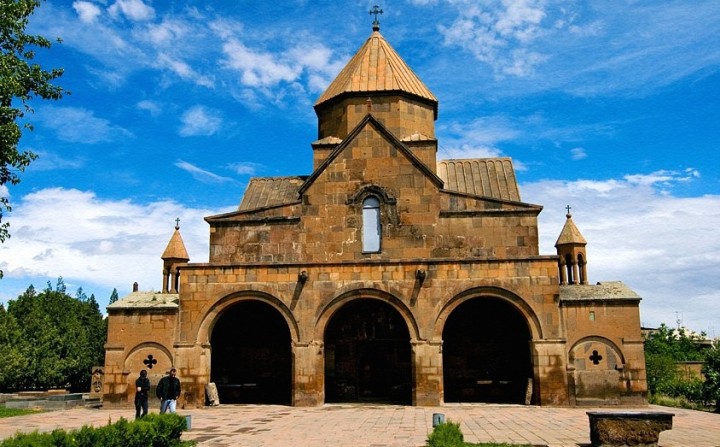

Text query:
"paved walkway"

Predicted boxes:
[[1, 404, 718, 447]]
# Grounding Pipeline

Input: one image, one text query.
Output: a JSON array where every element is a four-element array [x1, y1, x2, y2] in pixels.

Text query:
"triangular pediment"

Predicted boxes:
[[298, 114, 443, 196]]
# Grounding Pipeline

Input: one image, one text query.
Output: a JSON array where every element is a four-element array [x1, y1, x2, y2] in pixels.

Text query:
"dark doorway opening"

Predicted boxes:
[[324, 299, 411, 404], [210, 300, 291, 404], [443, 297, 532, 404]]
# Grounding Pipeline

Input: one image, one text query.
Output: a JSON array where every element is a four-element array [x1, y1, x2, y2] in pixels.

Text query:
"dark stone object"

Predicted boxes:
[[587, 411, 674, 447]]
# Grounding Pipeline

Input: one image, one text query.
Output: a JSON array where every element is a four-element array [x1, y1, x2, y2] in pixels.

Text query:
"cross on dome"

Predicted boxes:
[[369, 5, 383, 31]]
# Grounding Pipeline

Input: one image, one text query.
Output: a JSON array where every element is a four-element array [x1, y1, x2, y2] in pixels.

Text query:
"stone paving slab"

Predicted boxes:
[[0, 404, 718, 447]]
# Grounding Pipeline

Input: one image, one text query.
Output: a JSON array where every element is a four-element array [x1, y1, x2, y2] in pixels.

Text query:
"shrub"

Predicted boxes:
[[0, 413, 189, 447], [427, 421, 464, 447]]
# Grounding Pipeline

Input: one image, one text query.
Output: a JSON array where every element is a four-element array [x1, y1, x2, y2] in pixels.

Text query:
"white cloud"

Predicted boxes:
[[427, 0, 720, 95], [178, 105, 223, 137], [37, 106, 133, 143], [228, 162, 263, 176], [108, 0, 155, 22], [439, 0, 550, 78], [73, 1, 102, 23], [522, 171, 720, 334], [141, 19, 189, 47], [27, 151, 86, 171], [175, 160, 234, 184], [156, 53, 215, 88], [0, 188, 231, 306], [137, 99, 162, 116], [221, 39, 301, 88], [570, 147, 587, 160], [286, 45, 347, 93]]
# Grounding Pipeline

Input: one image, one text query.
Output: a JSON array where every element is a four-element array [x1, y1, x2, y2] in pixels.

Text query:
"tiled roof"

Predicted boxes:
[[107, 292, 179, 310], [559, 282, 641, 301], [314, 30, 437, 108], [238, 176, 306, 211], [555, 214, 587, 246], [161, 228, 189, 261], [437, 158, 521, 202]]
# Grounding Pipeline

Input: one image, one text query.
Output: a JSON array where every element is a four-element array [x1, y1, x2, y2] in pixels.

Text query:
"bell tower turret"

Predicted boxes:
[[555, 207, 588, 285], [161, 218, 190, 293]]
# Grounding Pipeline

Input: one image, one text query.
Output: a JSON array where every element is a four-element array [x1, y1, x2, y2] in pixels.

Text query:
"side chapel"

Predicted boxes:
[[104, 17, 647, 408]]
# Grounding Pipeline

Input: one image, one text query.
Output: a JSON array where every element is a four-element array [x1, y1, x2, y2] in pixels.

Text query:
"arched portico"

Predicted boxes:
[[199, 293, 297, 405], [316, 289, 417, 405], [436, 288, 539, 404]]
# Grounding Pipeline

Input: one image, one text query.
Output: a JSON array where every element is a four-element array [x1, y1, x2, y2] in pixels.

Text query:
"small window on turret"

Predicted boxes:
[[589, 311, 596, 321]]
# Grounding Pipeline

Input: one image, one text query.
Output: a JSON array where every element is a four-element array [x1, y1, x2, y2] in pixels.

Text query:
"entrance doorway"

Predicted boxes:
[[324, 299, 411, 404], [443, 297, 532, 403], [210, 300, 291, 404]]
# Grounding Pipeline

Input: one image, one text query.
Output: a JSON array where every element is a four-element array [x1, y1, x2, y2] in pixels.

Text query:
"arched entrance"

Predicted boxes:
[[210, 300, 291, 404], [324, 299, 411, 404], [443, 297, 533, 403]]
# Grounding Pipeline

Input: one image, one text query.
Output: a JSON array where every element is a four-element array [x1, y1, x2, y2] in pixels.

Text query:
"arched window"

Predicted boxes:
[[362, 196, 381, 252]]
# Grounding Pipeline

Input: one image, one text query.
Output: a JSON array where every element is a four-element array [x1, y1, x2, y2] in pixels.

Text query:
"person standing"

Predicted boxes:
[[134, 370, 150, 419], [156, 368, 181, 414]]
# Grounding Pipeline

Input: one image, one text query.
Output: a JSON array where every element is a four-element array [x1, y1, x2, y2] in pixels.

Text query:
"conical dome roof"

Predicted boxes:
[[162, 226, 189, 261], [315, 29, 437, 114], [555, 213, 587, 247]]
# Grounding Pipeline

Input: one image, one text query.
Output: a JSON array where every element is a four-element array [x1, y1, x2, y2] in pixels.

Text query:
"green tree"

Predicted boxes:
[[703, 341, 720, 412], [0, 278, 106, 392], [109, 288, 119, 304], [0, 0, 66, 274], [645, 323, 705, 402], [644, 323, 707, 400], [0, 303, 28, 388]]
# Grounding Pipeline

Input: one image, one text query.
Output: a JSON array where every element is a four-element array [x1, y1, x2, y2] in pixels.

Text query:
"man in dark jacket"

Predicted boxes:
[[134, 370, 150, 419], [156, 368, 181, 413]]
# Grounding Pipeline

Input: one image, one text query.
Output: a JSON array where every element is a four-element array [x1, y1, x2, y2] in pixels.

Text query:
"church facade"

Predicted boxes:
[[104, 22, 647, 408]]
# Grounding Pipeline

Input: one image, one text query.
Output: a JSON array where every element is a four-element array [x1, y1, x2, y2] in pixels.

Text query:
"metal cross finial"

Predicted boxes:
[[175, 217, 180, 230], [369, 5, 383, 30], [566, 205, 572, 214]]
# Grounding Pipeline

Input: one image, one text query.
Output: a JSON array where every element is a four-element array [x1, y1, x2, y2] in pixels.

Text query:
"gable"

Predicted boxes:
[[299, 114, 443, 197]]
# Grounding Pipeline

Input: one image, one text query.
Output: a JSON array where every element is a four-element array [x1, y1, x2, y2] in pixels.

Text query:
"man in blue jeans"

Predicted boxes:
[[156, 368, 181, 413]]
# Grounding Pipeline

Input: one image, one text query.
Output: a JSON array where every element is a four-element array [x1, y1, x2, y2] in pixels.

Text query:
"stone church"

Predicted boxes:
[[104, 19, 647, 408]]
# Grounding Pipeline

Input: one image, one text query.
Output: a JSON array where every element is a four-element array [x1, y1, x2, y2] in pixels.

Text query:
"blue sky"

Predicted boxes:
[[1, 0, 719, 334]]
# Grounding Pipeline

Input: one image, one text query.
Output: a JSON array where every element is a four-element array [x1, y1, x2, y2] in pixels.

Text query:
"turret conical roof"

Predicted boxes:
[[162, 225, 189, 261], [555, 213, 587, 247], [314, 29, 437, 114]]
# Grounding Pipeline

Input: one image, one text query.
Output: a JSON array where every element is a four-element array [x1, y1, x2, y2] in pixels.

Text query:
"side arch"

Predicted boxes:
[[123, 342, 174, 405], [569, 336, 627, 403], [124, 341, 174, 370], [569, 336, 626, 369], [195, 290, 300, 346], [433, 286, 543, 341]]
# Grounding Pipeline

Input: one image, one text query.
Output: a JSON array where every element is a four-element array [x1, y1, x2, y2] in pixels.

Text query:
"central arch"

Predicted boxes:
[[210, 300, 291, 404], [324, 298, 412, 404], [443, 297, 533, 403]]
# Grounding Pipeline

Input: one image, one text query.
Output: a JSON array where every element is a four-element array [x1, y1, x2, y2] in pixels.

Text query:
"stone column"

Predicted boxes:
[[558, 261, 567, 285], [172, 342, 209, 409], [532, 339, 570, 405], [292, 341, 324, 407], [412, 340, 443, 406]]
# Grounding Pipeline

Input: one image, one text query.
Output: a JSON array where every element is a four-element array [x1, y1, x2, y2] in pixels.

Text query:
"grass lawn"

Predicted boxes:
[[0, 407, 43, 418]]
